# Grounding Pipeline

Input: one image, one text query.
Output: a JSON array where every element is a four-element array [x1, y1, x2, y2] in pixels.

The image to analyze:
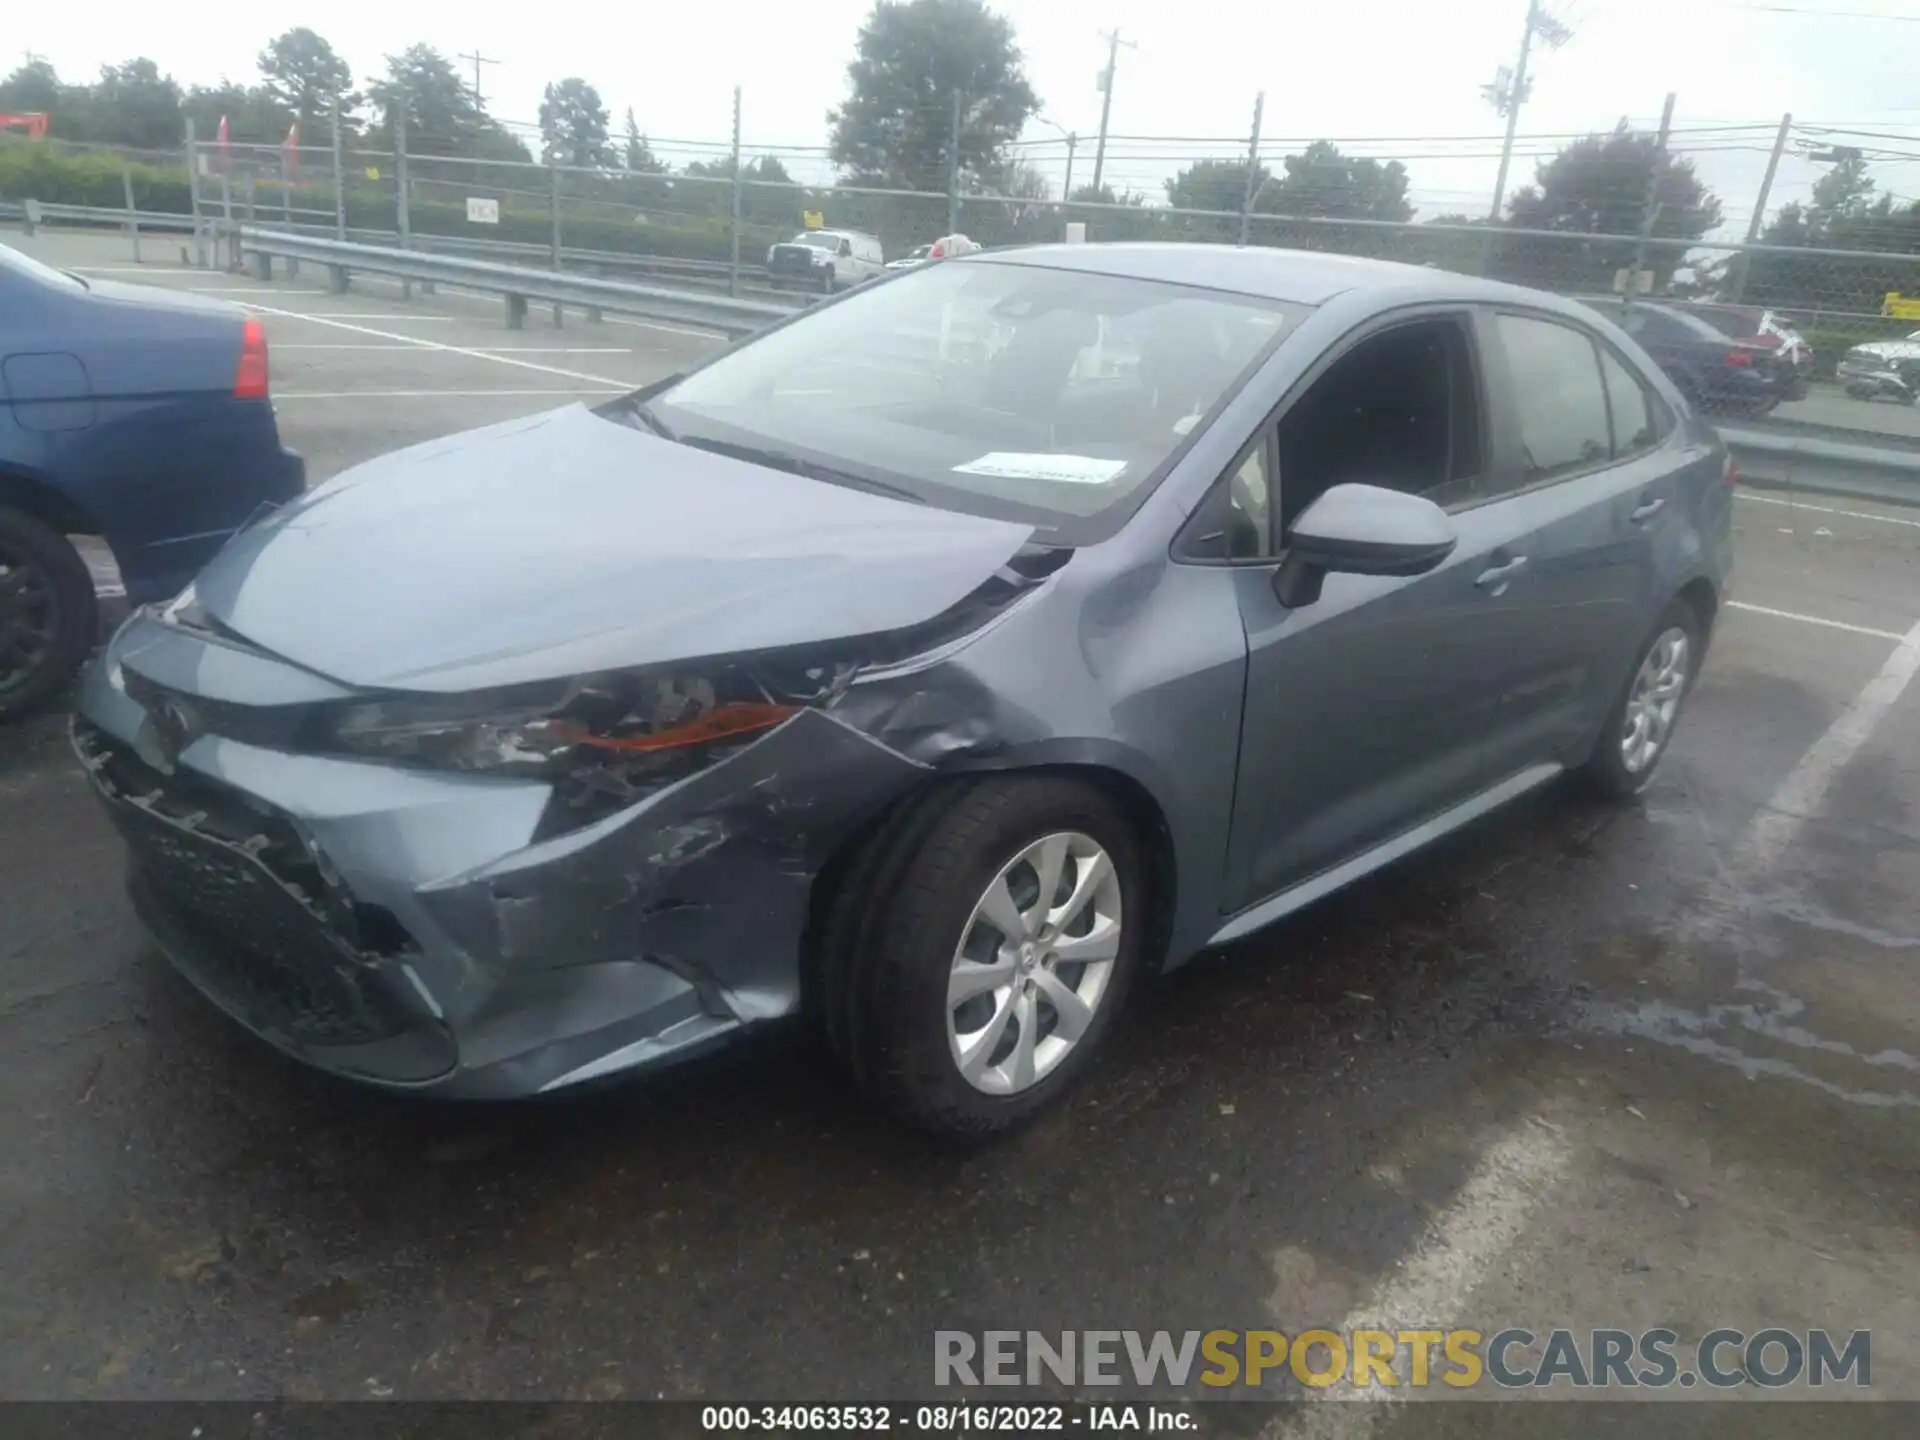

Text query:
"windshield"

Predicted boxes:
[[648, 259, 1300, 539], [0, 241, 86, 291]]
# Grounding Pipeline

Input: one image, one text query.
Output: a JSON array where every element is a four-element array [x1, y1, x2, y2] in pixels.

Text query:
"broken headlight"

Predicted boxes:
[[325, 675, 796, 774], [318, 661, 853, 832]]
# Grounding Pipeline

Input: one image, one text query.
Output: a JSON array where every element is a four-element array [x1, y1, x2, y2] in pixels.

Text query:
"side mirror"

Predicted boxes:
[[1274, 483, 1458, 609]]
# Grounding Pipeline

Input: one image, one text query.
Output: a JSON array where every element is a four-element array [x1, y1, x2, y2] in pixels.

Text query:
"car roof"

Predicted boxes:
[[963, 241, 1566, 308]]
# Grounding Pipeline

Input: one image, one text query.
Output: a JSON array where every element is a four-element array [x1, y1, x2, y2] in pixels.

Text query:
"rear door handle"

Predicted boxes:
[[1631, 497, 1666, 524], [1474, 555, 1529, 592]]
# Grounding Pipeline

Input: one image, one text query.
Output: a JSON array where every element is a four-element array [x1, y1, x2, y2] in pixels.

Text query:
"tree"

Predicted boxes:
[[80, 59, 185, 150], [1163, 158, 1263, 243], [685, 154, 795, 184], [257, 27, 355, 134], [1747, 154, 1920, 313], [1500, 122, 1723, 290], [366, 45, 529, 161], [539, 77, 612, 168], [1507, 123, 1721, 240], [828, 0, 1040, 192], [988, 154, 1051, 201], [1263, 141, 1412, 222], [623, 109, 668, 173], [1807, 151, 1876, 229], [183, 81, 289, 146], [1165, 158, 1265, 215], [0, 58, 60, 115]]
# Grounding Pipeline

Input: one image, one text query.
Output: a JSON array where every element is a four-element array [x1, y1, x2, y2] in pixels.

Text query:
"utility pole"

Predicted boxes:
[[1063, 133, 1078, 204], [1485, 0, 1571, 222], [728, 85, 743, 298], [946, 91, 963, 236], [458, 50, 498, 105], [1238, 91, 1265, 248], [1089, 28, 1135, 198], [330, 97, 346, 240], [1625, 92, 1676, 313], [1728, 112, 1792, 300]]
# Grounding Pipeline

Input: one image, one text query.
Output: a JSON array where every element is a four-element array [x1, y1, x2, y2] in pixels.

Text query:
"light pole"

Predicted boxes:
[[1037, 115, 1079, 201]]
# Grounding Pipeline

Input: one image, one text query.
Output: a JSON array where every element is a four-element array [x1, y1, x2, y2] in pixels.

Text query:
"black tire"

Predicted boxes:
[[0, 505, 96, 723], [818, 775, 1154, 1139], [1580, 598, 1704, 801]]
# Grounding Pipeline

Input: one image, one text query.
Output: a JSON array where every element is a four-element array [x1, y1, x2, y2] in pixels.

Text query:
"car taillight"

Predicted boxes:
[[234, 316, 270, 399], [1724, 346, 1756, 368]]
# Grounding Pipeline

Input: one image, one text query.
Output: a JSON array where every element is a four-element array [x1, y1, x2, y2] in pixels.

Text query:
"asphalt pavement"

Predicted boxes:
[[2, 231, 1918, 1422]]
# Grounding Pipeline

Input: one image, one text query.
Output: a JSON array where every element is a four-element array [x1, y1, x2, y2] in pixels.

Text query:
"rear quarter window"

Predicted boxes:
[[1492, 313, 1613, 484]]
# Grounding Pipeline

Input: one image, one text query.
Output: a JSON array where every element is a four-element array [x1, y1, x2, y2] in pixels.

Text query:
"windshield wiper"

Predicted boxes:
[[674, 435, 926, 505], [603, 394, 677, 440]]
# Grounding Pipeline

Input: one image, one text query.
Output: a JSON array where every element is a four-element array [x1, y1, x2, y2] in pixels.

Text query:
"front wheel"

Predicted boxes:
[[818, 776, 1153, 1138], [0, 506, 96, 722], [1580, 599, 1703, 800]]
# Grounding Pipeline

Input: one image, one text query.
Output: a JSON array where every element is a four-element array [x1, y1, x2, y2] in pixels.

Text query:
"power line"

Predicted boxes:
[[457, 50, 499, 105], [1714, 2, 1920, 18]]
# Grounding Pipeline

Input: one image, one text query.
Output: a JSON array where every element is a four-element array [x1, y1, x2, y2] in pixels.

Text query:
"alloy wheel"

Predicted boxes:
[[945, 831, 1123, 1095], [1621, 626, 1691, 774]]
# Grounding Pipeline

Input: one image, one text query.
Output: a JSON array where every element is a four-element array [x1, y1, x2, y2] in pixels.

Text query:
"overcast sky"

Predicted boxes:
[[22, 0, 1920, 235]]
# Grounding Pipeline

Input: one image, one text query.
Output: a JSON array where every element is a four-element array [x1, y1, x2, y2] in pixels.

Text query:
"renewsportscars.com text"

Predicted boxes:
[[934, 1328, 1871, 1391]]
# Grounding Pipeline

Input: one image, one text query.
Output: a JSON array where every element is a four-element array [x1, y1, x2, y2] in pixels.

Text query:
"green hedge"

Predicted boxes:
[[0, 140, 193, 213]]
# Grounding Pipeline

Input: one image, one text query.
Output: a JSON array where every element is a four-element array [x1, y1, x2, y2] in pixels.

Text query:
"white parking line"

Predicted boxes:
[[1726, 600, 1908, 642], [265, 312, 459, 322], [1269, 1122, 1572, 1435], [1738, 492, 1920, 531], [234, 300, 629, 387], [275, 389, 621, 399], [1270, 612, 1920, 1438], [605, 314, 732, 342], [1742, 613, 1920, 876], [275, 344, 635, 354]]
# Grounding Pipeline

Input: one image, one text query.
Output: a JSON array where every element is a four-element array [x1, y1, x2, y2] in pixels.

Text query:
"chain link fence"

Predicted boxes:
[[10, 117, 1918, 449]]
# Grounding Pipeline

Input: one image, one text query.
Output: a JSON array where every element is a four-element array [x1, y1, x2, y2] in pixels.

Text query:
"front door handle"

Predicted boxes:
[[1630, 497, 1666, 524], [1475, 554, 1529, 593]]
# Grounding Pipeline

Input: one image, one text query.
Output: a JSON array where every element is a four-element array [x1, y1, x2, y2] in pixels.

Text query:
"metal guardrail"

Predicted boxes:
[[1720, 425, 1920, 508], [1, 199, 197, 233], [2, 200, 803, 304], [236, 227, 804, 337]]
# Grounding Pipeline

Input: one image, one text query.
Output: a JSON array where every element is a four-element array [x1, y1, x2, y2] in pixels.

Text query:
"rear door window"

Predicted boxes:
[[1491, 313, 1612, 487]]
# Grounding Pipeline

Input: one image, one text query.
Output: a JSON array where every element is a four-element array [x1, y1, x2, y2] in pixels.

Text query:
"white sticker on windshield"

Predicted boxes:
[[953, 452, 1129, 485]]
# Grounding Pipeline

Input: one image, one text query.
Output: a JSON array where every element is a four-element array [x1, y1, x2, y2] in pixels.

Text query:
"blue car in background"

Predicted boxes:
[[0, 241, 303, 718]]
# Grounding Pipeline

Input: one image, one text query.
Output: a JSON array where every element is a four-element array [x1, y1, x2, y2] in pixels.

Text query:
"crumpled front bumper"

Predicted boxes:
[[73, 615, 927, 1097]]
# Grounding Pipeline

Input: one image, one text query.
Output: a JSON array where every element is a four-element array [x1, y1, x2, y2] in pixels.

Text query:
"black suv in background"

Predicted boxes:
[[1575, 297, 1803, 417]]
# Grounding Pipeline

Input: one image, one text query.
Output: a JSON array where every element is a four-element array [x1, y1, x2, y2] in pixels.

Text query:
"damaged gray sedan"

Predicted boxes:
[[74, 244, 1731, 1135]]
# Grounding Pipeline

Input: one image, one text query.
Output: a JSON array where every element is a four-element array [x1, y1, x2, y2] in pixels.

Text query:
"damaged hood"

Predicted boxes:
[[191, 404, 1034, 692]]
